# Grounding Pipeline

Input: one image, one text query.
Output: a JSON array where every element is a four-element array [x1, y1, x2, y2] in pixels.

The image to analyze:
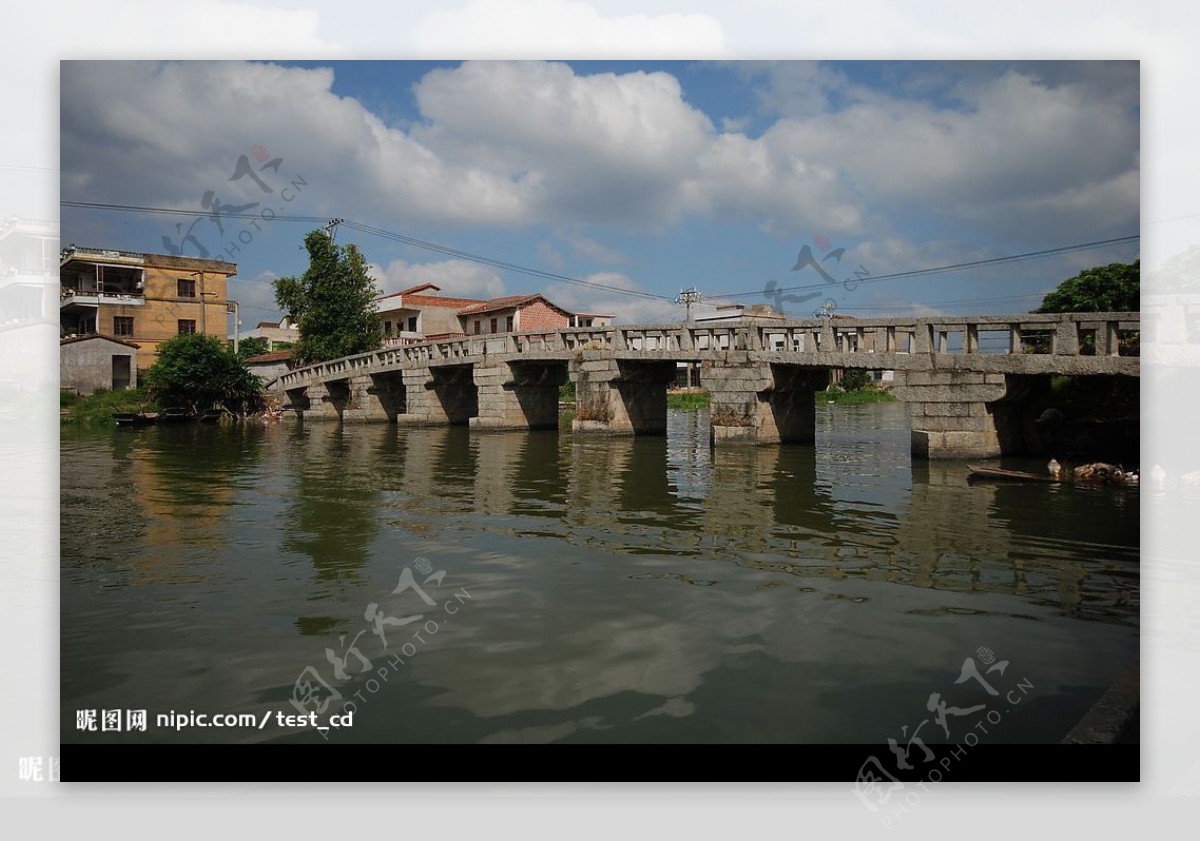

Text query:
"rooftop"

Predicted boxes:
[[60, 333, 140, 349], [60, 245, 237, 275], [245, 350, 294, 364]]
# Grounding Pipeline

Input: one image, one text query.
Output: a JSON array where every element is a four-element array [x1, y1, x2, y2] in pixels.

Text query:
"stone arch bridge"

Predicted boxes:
[[273, 312, 1138, 459]]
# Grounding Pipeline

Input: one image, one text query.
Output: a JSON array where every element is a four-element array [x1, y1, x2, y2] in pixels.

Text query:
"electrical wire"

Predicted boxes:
[[61, 200, 674, 302]]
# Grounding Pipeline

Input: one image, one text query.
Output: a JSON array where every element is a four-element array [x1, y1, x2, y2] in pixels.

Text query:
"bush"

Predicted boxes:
[[145, 334, 264, 416], [840, 368, 872, 392]]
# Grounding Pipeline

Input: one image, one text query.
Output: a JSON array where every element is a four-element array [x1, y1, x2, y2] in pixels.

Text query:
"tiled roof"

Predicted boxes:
[[398, 282, 440, 295], [376, 290, 487, 308], [457, 294, 541, 316], [246, 350, 294, 363], [60, 333, 140, 349]]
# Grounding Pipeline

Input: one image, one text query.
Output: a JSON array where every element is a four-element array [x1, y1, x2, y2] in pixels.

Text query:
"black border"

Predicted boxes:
[[61, 743, 1139, 783]]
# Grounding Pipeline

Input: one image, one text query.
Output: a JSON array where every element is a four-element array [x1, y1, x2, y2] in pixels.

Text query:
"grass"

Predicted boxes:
[[816, 387, 898, 404], [667, 390, 711, 410], [61, 387, 158, 426]]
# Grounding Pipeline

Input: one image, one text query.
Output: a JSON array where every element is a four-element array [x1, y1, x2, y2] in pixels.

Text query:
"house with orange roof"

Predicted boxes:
[[374, 284, 613, 346]]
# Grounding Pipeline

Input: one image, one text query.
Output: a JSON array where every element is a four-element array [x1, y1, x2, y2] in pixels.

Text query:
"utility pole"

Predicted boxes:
[[324, 218, 346, 243], [676, 287, 702, 323], [190, 270, 208, 335], [227, 300, 241, 354]]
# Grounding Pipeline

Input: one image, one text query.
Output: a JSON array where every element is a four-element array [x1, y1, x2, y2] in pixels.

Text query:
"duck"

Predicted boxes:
[[1047, 458, 1063, 479]]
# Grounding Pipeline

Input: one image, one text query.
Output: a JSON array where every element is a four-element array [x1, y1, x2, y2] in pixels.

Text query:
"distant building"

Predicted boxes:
[[696, 303, 787, 325], [240, 317, 300, 351], [60, 334, 139, 395], [243, 349, 297, 384], [59, 245, 237, 370], [373, 284, 612, 346], [458, 293, 575, 335], [0, 217, 58, 331], [570, 312, 615, 327]]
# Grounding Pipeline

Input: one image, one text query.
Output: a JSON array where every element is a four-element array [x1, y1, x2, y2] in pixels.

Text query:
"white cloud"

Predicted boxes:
[[543, 273, 681, 325], [412, 0, 731, 58], [61, 59, 1139, 256], [370, 257, 506, 299]]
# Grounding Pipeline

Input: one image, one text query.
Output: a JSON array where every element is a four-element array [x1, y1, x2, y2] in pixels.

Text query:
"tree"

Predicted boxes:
[[274, 230, 382, 364], [1034, 260, 1140, 355], [145, 333, 264, 415], [235, 337, 271, 361], [840, 368, 872, 391], [1035, 260, 1139, 314]]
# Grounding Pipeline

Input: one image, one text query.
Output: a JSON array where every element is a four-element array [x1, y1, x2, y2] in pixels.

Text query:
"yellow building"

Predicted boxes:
[[60, 246, 237, 370]]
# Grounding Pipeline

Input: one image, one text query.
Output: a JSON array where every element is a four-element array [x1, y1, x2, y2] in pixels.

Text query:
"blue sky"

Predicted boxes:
[[60, 60, 1139, 328]]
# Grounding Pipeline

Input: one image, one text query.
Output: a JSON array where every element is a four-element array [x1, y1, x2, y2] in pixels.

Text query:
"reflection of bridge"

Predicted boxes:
[[274, 312, 1139, 458]]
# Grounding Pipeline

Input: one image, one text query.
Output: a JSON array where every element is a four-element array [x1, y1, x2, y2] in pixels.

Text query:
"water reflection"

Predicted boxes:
[[61, 402, 1138, 744]]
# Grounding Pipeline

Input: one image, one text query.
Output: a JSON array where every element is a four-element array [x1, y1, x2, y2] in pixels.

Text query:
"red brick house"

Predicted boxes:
[[374, 285, 611, 345], [457, 294, 576, 336]]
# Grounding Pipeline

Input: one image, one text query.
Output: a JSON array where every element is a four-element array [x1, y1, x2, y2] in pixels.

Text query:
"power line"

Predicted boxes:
[[835, 292, 1046, 311], [342, 220, 672, 301], [709, 234, 1140, 300], [61, 199, 674, 302]]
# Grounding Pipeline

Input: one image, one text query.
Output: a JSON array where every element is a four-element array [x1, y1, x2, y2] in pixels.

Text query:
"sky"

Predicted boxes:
[[59, 59, 1140, 329]]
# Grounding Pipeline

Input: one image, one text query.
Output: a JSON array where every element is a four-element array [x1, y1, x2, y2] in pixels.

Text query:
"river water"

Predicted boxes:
[[61, 403, 1138, 745]]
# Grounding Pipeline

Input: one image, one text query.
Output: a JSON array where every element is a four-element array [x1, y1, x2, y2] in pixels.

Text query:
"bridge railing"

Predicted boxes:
[[276, 312, 1139, 389]]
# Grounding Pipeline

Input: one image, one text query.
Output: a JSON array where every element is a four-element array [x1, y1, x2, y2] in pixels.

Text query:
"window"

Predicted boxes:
[[505, 315, 514, 332], [490, 318, 498, 333], [178, 319, 196, 335], [384, 321, 392, 335], [113, 316, 134, 337], [474, 320, 481, 335], [177, 278, 197, 298], [408, 316, 418, 332]]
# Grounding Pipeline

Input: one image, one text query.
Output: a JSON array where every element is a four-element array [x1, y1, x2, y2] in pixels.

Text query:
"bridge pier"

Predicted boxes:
[[894, 370, 1009, 459], [303, 379, 350, 421], [471, 361, 568, 431], [572, 358, 676, 436], [706, 361, 826, 445], [395, 365, 477, 426], [351, 372, 407, 421]]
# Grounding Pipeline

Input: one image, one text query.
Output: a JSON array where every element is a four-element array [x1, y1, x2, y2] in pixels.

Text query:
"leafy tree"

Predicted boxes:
[[145, 333, 264, 416], [274, 230, 382, 364], [1035, 260, 1139, 314], [1033, 260, 1140, 355], [840, 368, 872, 391], [235, 337, 271, 361]]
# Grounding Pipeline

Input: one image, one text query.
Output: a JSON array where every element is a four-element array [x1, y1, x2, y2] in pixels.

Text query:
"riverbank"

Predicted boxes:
[[816, 387, 898, 404], [61, 388, 157, 426], [667, 388, 710, 410]]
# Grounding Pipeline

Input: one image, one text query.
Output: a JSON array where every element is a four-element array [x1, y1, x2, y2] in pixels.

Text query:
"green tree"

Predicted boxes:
[[840, 368, 872, 391], [1034, 260, 1140, 355], [145, 333, 264, 416], [274, 230, 382, 364], [235, 337, 271, 361], [1035, 260, 1139, 314]]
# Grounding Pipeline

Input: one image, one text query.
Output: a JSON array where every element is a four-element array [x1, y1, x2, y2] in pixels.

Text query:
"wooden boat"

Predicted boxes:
[[199, 409, 225, 423], [158, 407, 196, 423], [967, 465, 1060, 483], [113, 412, 157, 427]]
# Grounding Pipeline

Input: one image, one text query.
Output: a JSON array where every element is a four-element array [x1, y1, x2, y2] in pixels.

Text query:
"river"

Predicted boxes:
[[61, 402, 1138, 745]]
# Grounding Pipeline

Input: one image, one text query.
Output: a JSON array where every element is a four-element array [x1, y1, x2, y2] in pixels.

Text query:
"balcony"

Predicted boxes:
[[60, 288, 145, 308], [382, 331, 424, 348]]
